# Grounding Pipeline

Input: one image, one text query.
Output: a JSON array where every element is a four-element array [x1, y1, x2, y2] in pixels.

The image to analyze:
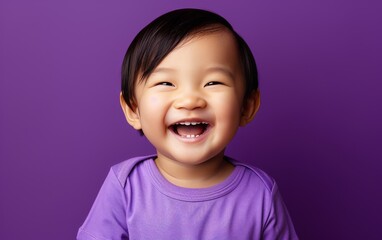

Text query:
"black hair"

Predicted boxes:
[[121, 8, 258, 112]]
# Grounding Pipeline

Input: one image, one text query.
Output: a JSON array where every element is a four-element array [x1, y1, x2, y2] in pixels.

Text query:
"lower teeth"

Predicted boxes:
[[184, 134, 200, 138]]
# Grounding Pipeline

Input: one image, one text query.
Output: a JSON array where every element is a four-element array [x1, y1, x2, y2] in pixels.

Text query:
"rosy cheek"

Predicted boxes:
[[150, 96, 158, 104]]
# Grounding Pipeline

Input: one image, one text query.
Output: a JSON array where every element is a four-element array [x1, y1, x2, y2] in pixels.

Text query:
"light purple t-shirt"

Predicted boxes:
[[77, 155, 298, 240]]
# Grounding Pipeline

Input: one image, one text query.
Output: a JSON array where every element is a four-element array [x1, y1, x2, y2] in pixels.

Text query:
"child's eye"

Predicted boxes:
[[205, 81, 223, 86], [156, 82, 174, 87]]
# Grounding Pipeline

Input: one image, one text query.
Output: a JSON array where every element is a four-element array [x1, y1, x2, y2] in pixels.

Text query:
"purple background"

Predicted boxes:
[[1, 0, 381, 239]]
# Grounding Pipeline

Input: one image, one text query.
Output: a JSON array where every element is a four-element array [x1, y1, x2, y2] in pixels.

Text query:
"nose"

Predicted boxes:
[[173, 92, 207, 110]]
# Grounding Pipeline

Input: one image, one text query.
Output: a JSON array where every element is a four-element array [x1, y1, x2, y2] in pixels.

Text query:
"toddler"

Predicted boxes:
[[77, 8, 298, 240]]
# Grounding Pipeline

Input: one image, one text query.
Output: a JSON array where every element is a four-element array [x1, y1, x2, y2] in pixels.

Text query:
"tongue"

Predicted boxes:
[[176, 125, 205, 136]]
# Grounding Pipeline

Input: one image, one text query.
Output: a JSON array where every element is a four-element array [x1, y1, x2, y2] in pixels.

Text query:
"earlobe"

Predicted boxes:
[[240, 90, 260, 126], [119, 93, 142, 130]]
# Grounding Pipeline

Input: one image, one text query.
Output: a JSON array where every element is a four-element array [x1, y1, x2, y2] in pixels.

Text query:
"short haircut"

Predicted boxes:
[[121, 8, 258, 110]]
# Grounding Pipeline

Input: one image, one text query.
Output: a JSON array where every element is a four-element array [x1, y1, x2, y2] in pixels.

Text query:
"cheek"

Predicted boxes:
[[140, 95, 160, 111], [150, 96, 158, 104], [213, 96, 242, 124], [138, 94, 167, 119]]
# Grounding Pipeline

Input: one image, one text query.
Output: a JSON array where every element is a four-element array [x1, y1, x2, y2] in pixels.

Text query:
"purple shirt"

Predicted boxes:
[[77, 155, 298, 239]]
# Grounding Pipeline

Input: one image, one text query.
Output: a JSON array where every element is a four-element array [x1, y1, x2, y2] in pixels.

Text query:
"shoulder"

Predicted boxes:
[[228, 157, 276, 193], [110, 154, 156, 188]]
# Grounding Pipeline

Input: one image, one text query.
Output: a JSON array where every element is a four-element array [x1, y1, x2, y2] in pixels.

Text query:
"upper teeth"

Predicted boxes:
[[175, 122, 208, 125]]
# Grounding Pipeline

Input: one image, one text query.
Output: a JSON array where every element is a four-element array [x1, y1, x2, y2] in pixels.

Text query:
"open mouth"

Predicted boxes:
[[169, 121, 210, 138]]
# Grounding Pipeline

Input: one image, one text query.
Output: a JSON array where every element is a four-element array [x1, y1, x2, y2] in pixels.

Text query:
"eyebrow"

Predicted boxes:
[[151, 67, 176, 74], [205, 66, 235, 79]]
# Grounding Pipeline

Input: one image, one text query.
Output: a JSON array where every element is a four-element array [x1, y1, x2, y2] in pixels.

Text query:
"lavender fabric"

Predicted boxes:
[[77, 155, 298, 240]]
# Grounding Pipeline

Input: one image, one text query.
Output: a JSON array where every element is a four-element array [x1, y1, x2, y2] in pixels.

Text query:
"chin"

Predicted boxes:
[[171, 150, 225, 166]]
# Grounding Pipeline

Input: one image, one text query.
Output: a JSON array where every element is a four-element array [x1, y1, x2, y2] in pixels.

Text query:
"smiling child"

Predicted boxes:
[[77, 8, 298, 240]]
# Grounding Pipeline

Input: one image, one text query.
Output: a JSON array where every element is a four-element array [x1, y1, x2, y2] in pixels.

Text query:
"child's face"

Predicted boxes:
[[122, 30, 258, 165]]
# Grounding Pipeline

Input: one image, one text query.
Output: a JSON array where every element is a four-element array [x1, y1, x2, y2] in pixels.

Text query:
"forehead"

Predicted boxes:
[[152, 30, 242, 76]]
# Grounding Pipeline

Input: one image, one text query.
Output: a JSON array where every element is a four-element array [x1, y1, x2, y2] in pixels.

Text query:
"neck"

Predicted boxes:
[[155, 152, 234, 188]]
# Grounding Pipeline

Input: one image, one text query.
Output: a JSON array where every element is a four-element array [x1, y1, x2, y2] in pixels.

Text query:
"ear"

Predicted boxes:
[[119, 92, 142, 130], [240, 90, 260, 126]]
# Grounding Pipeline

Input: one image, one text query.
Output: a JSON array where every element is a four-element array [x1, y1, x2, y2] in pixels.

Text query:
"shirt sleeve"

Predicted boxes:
[[262, 183, 299, 240], [77, 168, 129, 240]]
